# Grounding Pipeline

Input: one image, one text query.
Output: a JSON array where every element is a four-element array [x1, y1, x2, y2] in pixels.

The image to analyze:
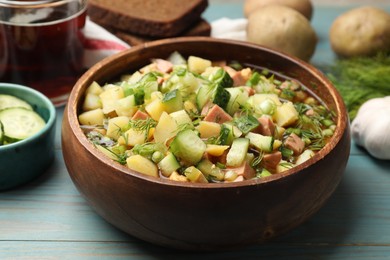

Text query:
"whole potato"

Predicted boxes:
[[247, 5, 317, 61], [329, 6, 390, 57], [244, 0, 313, 20]]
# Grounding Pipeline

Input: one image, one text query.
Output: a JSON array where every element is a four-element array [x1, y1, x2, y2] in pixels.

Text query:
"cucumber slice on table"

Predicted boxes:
[[0, 94, 32, 110], [0, 108, 45, 142]]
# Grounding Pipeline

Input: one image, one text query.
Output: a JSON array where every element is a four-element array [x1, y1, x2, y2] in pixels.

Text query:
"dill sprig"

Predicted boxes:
[[325, 53, 390, 120], [128, 117, 157, 142]]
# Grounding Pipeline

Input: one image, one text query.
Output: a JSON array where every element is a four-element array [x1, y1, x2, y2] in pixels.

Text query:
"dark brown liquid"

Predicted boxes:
[[0, 8, 86, 105]]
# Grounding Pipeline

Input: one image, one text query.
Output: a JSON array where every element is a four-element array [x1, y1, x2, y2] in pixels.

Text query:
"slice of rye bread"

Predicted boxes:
[[88, 0, 209, 38], [109, 19, 211, 46]]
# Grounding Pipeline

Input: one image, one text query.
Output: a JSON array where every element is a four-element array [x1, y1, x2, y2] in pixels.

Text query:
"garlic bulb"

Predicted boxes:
[[351, 96, 390, 160]]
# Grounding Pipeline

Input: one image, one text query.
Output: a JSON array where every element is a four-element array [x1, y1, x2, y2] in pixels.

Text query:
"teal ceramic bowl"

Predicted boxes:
[[0, 83, 56, 190]]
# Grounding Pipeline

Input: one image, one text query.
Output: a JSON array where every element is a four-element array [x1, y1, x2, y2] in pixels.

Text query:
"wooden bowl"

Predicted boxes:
[[62, 37, 350, 250]]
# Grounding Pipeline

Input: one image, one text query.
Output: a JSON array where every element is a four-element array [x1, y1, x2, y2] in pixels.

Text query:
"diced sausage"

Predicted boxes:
[[223, 66, 252, 87], [131, 110, 149, 120], [227, 161, 256, 180], [203, 104, 233, 124], [284, 133, 305, 155], [262, 151, 282, 170], [243, 86, 255, 96], [154, 59, 173, 73], [255, 116, 275, 136]]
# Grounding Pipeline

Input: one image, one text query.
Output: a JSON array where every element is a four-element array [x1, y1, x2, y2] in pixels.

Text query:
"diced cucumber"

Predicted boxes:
[[0, 94, 32, 111], [0, 107, 45, 141], [162, 89, 183, 113], [158, 153, 181, 177], [196, 84, 213, 110], [245, 132, 274, 153], [226, 87, 249, 115], [184, 166, 208, 183], [209, 68, 233, 89], [233, 114, 260, 134], [212, 85, 231, 110], [226, 138, 250, 167], [169, 129, 206, 166], [196, 159, 224, 181]]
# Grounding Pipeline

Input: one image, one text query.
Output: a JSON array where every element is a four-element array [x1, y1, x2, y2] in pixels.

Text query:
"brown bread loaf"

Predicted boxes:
[[88, 0, 209, 37], [110, 19, 211, 46]]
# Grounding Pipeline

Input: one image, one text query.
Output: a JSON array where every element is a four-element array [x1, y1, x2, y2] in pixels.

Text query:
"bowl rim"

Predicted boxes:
[[0, 82, 56, 151], [66, 36, 349, 188]]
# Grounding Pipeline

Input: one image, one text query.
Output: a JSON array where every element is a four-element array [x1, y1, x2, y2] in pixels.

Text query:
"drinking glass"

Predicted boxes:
[[0, 0, 87, 106]]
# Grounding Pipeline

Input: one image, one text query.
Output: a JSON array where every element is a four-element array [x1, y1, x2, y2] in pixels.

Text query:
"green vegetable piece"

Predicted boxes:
[[184, 166, 208, 183], [0, 107, 45, 142], [246, 71, 261, 86], [158, 153, 181, 177], [245, 132, 274, 153], [162, 89, 183, 113], [219, 124, 235, 145], [132, 142, 167, 161], [226, 138, 250, 167], [197, 159, 224, 181], [170, 129, 206, 166], [0, 94, 33, 111], [234, 114, 260, 134], [212, 85, 231, 109], [211, 68, 233, 89]]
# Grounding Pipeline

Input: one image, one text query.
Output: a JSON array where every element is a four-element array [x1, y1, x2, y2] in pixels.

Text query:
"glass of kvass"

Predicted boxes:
[[0, 0, 87, 106]]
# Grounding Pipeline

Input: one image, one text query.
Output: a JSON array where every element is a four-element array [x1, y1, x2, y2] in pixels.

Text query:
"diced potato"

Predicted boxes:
[[188, 56, 212, 74], [145, 98, 165, 121], [169, 171, 189, 182], [106, 116, 131, 140], [115, 95, 137, 117], [82, 93, 102, 111], [154, 112, 178, 144], [295, 149, 315, 165], [197, 121, 221, 139], [276, 160, 294, 173], [123, 128, 151, 146], [206, 144, 230, 156], [85, 81, 104, 95], [183, 100, 198, 115], [248, 93, 282, 107], [169, 110, 192, 126], [99, 85, 125, 115], [273, 139, 283, 150], [126, 155, 158, 177], [78, 108, 104, 125], [274, 101, 299, 127]]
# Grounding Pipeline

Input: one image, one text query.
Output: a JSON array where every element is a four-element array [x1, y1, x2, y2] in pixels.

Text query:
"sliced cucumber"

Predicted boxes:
[[0, 107, 45, 141], [0, 94, 32, 110], [169, 129, 206, 166]]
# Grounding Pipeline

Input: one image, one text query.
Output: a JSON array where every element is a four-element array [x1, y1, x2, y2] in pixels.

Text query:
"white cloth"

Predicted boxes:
[[82, 17, 248, 68], [211, 17, 248, 41], [82, 18, 130, 68]]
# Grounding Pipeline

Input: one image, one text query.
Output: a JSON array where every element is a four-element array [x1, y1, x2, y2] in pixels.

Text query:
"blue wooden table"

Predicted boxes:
[[1, 1, 390, 259]]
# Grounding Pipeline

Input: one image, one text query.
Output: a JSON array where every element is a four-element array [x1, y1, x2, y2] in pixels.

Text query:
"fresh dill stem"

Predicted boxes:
[[326, 53, 390, 120], [128, 117, 157, 142]]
